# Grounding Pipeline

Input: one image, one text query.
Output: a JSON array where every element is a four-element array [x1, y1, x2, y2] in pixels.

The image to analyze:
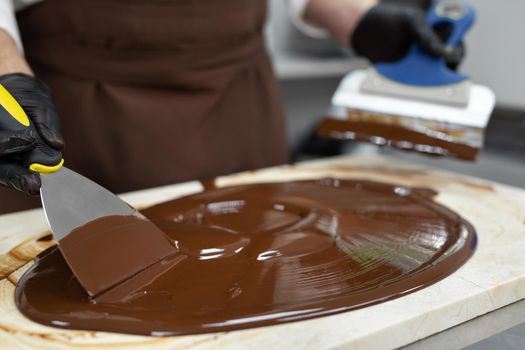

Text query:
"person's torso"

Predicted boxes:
[[18, 0, 268, 87]]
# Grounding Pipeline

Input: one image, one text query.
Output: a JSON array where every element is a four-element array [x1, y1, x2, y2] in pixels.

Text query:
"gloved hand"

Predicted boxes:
[[433, 22, 465, 70], [0, 73, 64, 195], [351, 3, 464, 68]]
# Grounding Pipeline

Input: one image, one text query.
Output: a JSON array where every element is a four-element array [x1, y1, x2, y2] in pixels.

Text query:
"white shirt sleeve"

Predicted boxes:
[[0, 0, 23, 51], [287, 0, 329, 38]]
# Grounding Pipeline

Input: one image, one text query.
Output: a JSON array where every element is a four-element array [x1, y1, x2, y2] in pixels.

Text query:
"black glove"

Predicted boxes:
[[433, 21, 465, 70], [352, 3, 463, 67], [0, 73, 64, 195]]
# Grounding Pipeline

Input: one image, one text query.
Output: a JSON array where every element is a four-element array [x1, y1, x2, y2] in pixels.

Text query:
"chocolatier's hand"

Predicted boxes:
[[0, 73, 64, 195], [433, 21, 465, 70], [351, 3, 463, 67]]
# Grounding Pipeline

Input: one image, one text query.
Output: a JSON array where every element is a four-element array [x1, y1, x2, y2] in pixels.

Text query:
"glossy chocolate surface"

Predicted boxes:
[[58, 215, 176, 298], [15, 179, 476, 336]]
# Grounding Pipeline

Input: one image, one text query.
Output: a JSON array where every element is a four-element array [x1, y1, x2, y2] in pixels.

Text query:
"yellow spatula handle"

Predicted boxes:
[[0, 84, 63, 174]]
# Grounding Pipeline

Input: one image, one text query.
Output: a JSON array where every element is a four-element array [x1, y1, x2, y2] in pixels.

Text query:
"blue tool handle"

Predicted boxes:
[[427, 0, 475, 47], [374, 0, 476, 87]]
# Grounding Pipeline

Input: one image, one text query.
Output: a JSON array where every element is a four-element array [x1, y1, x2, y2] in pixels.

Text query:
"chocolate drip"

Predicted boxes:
[[318, 118, 480, 160]]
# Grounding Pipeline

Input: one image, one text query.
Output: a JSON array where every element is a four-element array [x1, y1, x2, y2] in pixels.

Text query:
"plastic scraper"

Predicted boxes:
[[318, 0, 496, 160], [0, 85, 175, 299]]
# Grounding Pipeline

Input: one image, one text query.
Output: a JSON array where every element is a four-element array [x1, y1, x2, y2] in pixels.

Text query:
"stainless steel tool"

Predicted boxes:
[[40, 167, 136, 241], [0, 81, 175, 298]]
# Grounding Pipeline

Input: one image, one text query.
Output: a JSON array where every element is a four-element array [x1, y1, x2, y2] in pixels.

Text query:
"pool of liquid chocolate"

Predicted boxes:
[[15, 179, 476, 336]]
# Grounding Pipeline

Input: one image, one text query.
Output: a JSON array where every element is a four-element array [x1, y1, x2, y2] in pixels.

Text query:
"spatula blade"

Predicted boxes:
[[40, 167, 135, 241], [39, 167, 176, 298]]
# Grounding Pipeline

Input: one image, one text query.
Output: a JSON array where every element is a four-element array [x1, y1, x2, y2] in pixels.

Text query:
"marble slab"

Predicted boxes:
[[0, 155, 524, 350]]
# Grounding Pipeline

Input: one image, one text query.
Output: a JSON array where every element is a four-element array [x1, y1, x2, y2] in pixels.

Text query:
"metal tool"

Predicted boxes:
[[0, 82, 173, 298], [0, 81, 138, 235], [321, 0, 496, 160], [40, 167, 136, 241]]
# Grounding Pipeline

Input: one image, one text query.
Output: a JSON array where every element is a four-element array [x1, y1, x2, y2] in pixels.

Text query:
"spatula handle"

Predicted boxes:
[[373, 0, 475, 87], [427, 0, 475, 48], [0, 84, 63, 174]]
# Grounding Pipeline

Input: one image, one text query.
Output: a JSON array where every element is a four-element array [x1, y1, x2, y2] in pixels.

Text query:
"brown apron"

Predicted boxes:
[[0, 0, 287, 214]]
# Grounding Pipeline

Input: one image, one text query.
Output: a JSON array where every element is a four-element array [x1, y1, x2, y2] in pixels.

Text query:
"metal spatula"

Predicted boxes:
[[40, 167, 136, 240], [1, 83, 175, 298]]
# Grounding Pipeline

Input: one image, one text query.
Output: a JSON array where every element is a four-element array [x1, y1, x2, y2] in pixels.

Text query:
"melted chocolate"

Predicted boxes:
[[58, 215, 176, 298], [15, 179, 476, 336], [318, 117, 479, 160]]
